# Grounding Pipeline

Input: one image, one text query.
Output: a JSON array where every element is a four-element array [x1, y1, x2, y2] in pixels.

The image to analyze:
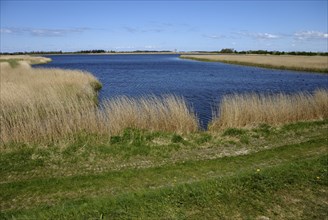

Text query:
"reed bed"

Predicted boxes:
[[181, 54, 328, 73], [0, 64, 198, 144], [102, 96, 198, 135], [2, 61, 327, 144], [209, 89, 328, 130], [0, 55, 52, 65]]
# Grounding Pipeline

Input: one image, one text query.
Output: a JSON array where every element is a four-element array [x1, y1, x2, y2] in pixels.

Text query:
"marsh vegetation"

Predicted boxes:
[[0, 62, 197, 144], [210, 89, 328, 130], [0, 55, 51, 66], [181, 54, 328, 73]]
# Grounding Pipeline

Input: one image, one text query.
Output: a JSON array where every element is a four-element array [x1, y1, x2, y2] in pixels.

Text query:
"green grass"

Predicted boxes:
[[1, 120, 327, 219], [222, 128, 247, 136], [0, 59, 22, 68]]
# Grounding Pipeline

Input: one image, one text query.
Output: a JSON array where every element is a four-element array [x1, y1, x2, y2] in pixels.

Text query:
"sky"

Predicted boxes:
[[0, 0, 327, 52]]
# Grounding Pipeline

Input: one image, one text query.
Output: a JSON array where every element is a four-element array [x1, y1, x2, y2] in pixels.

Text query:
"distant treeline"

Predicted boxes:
[[0, 50, 174, 55], [77, 50, 107, 53], [1, 49, 327, 56], [0, 50, 107, 55], [217, 48, 328, 56], [0, 51, 64, 55]]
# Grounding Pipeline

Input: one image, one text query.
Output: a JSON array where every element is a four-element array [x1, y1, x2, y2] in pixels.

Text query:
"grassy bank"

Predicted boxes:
[[180, 54, 328, 73], [1, 120, 327, 219]]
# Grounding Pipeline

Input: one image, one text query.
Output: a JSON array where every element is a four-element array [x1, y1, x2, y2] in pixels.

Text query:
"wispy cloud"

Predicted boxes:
[[203, 34, 226, 39], [0, 27, 89, 37], [122, 26, 164, 33], [123, 26, 139, 33], [254, 33, 280, 39], [237, 31, 280, 39], [0, 28, 14, 34], [294, 31, 328, 40], [30, 28, 87, 37]]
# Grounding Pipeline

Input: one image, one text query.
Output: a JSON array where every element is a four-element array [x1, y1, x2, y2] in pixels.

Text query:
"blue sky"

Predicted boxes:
[[1, 0, 327, 52]]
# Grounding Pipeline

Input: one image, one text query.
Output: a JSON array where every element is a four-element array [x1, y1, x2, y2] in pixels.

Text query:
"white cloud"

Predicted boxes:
[[0, 28, 13, 34], [203, 34, 225, 39], [123, 26, 164, 33], [236, 31, 280, 40], [294, 31, 328, 40], [0, 27, 88, 37], [255, 33, 279, 39]]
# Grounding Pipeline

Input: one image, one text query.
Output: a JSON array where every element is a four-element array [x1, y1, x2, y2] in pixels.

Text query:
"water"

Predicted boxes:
[[36, 54, 328, 127]]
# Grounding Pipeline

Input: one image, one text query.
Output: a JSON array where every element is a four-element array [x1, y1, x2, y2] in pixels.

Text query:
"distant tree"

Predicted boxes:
[[77, 49, 106, 54], [219, 48, 235, 53]]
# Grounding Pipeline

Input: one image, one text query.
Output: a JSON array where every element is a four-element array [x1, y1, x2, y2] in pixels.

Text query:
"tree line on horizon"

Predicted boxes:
[[1, 49, 327, 56], [216, 48, 328, 56]]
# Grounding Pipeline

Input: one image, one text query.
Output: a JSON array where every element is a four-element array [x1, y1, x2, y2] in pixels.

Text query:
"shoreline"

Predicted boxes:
[[180, 54, 328, 73]]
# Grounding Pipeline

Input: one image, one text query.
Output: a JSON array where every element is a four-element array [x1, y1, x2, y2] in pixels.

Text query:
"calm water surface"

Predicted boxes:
[[37, 54, 328, 127]]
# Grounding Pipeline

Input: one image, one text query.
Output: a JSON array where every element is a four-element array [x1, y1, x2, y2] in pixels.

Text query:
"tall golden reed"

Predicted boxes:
[[180, 54, 328, 73], [209, 89, 328, 130], [102, 96, 198, 135], [0, 63, 198, 144]]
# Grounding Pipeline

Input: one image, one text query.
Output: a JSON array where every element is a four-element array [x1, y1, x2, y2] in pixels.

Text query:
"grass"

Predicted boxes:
[[0, 59, 22, 68], [0, 55, 51, 66], [180, 54, 328, 73], [209, 89, 328, 130], [0, 120, 327, 219]]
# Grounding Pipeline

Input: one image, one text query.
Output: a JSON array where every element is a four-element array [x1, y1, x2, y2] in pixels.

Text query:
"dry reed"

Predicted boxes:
[[0, 63, 198, 144], [2, 61, 326, 144], [0, 55, 52, 65], [181, 54, 328, 73], [209, 89, 328, 130], [102, 96, 198, 135]]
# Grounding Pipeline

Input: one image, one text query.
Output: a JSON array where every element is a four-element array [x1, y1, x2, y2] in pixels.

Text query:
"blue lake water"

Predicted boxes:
[[36, 54, 328, 127]]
